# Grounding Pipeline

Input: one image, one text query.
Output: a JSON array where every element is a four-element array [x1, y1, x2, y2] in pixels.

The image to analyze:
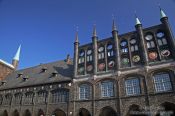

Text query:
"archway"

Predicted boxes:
[[13, 110, 19, 116], [156, 102, 175, 116], [79, 108, 91, 116], [126, 104, 146, 116], [99, 106, 117, 116], [52, 109, 66, 116], [3, 110, 8, 116], [24, 109, 31, 116], [38, 109, 45, 116]]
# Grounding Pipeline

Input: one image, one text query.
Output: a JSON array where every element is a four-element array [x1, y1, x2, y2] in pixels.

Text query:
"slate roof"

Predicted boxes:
[[0, 60, 73, 90]]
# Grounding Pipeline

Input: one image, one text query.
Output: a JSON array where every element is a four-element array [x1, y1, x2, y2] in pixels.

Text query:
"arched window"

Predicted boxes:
[[125, 78, 140, 95], [145, 34, 155, 49], [51, 89, 69, 103], [86, 48, 93, 62], [107, 44, 114, 57], [0, 95, 3, 105], [101, 81, 114, 97], [78, 49, 85, 75], [37, 90, 48, 104], [156, 31, 171, 60], [79, 84, 90, 100], [145, 32, 159, 62], [3, 93, 12, 105], [130, 38, 138, 52], [153, 72, 172, 92], [14, 93, 22, 105], [156, 31, 167, 46], [107, 43, 115, 70], [86, 48, 93, 74], [98, 45, 105, 60], [24, 92, 34, 105], [79, 50, 85, 64], [130, 35, 141, 65], [120, 39, 130, 67]]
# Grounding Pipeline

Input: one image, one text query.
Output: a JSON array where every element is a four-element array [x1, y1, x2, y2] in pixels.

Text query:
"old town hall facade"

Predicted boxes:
[[0, 9, 175, 116]]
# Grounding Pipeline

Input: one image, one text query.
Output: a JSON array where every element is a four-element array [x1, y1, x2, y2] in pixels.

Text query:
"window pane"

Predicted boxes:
[[125, 78, 140, 95], [162, 38, 167, 45], [101, 81, 114, 97], [79, 84, 90, 100], [154, 73, 172, 92]]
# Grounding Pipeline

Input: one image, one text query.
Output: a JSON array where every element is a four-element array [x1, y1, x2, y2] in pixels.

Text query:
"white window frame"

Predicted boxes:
[[101, 81, 114, 97], [154, 73, 172, 92], [79, 84, 90, 100], [125, 78, 140, 96]]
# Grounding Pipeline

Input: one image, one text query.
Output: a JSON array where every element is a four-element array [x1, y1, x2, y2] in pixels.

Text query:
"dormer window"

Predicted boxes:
[[23, 76, 29, 81], [52, 71, 58, 77], [1, 80, 7, 85], [17, 73, 23, 78], [42, 67, 47, 72]]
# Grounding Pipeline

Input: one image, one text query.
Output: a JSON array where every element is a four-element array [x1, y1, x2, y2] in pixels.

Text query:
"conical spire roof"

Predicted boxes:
[[112, 19, 117, 31], [92, 24, 97, 37], [75, 31, 79, 43], [13, 45, 21, 61], [135, 12, 141, 25], [160, 8, 167, 18]]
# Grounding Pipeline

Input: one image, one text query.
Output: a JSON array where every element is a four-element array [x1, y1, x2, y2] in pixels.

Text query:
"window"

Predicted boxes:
[[101, 81, 114, 97], [79, 50, 85, 64], [37, 91, 48, 104], [130, 38, 138, 52], [98, 46, 105, 60], [79, 84, 90, 100], [0, 95, 3, 105], [145, 34, 156, 49], [87, 49, 93, 62], [24, 92, 34, 105], [125, 78, 140, 95], [107, 44, 114, 57], [3, 94, 12, 105], [14, 93, 22, 105], [156, 31, 167, 46], [154, 73, 172, 92], [51, 89, 69, 103], [120, 40, 128, 53]]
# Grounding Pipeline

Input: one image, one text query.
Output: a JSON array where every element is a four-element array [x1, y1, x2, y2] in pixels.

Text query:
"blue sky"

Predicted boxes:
[[0, 0, 175, 69]]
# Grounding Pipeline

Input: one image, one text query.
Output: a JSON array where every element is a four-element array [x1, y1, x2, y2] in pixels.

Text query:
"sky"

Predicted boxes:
[[0, 0, 175, 69]]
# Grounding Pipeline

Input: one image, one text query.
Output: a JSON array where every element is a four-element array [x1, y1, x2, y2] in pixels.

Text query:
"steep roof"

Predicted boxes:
[[0, 60, 73, 90]]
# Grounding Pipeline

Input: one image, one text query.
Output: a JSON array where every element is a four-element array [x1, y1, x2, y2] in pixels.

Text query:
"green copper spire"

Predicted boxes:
[[75, 31, 79, 43], [135, 12, 141, 25], [160, 8, 167, 18], [112, 19, 117, 31], [13, 45, 21, 61], [92, 24, 97, 37]]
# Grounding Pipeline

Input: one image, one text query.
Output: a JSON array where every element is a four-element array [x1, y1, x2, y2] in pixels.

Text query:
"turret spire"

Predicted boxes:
[[112, 19, 117, 31], [159, 7, 167, 18], [75, 31, 79, 43], [13, 45, 21, 61], [135, 12, 141, 25], [74, 25, 79, 43], [92, 24, 97, 37]]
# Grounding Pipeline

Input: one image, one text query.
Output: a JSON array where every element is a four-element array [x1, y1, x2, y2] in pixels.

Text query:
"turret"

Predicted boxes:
[[159, 8, 175, 58], [92, 25, 98, 75], [111, 19, 120, 70], [134, 15, 149, 65], [73, 31, 79, 77], [12, 45, 21, 70]]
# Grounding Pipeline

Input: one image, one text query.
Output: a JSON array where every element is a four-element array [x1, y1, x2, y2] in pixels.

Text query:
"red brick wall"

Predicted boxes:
[[0, 63, 14, 80]]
